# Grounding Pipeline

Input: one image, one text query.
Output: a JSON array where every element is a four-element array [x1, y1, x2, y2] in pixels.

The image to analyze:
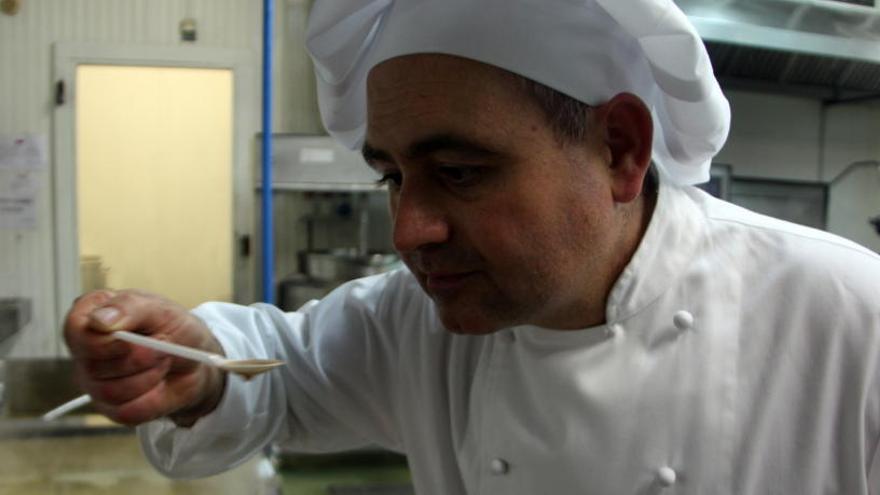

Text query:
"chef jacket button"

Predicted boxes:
[[657, 466, 677, 487], [673, 310, 694, 331], [505, 331, 516, 343], [490, 458, 509, 475], [605, 323, 624, 339]]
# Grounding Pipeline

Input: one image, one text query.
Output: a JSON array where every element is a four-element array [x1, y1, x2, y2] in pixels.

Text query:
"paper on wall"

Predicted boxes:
[[0, 134, 48, 170], [0, 169, 39, 230], [0, 134, 46, 229]]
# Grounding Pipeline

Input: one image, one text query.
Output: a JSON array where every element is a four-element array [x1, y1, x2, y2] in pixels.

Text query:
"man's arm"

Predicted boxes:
[[136, 272, 411, 478]]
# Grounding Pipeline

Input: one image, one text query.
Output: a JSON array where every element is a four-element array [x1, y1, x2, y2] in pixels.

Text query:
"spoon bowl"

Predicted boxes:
[[208, 356, 285, 380]]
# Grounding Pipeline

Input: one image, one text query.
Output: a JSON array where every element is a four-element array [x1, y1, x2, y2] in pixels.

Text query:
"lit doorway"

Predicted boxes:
[[53, 44, 257, 330], [75, 65, 234, 308]]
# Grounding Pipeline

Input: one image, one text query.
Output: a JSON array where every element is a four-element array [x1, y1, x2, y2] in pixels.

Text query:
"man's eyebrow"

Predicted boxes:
[[407, 133, 502, 160], [361, 133, 503, 166], [361, 142, 391, 165]]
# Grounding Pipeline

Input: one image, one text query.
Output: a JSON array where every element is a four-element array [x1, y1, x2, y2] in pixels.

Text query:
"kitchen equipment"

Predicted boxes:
[[277, 273, 330, 312], [4, 358, 81, 418], [301, 249, 399, 282], [258, 135, 397, 307], [278, 251, 401, 312], [298, 190, 398, 283], [260, 135, 381, 191]]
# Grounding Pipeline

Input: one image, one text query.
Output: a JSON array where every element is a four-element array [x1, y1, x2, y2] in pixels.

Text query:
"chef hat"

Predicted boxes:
[[305, 0, 731, 185]]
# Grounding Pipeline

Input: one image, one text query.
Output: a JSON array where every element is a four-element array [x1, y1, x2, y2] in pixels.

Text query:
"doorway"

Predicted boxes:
[[76, 65, 233, 308], [53, 44, 257, 327]]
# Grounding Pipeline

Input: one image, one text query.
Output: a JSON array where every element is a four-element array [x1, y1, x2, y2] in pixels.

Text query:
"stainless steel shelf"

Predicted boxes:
[[257, 134, 381, 191]]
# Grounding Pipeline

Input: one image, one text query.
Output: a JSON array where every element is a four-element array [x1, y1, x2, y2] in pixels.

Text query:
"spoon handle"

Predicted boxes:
[[113, 330, 222, 367], [42, 394, 92, 421]]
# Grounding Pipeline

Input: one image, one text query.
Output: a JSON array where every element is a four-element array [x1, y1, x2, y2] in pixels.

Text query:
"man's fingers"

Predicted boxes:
[[63, 290, 118, 343], [83, 351, 167, 381], [66, 290, 197, 366], [66, 330, 131, 360], [85, 290, 191, 340], [97, 371, 205, 426], [68, 289, 117, 320], [86, 290, 160, 333], [88, 358, 172, 406], [64, 290, 126, 360]]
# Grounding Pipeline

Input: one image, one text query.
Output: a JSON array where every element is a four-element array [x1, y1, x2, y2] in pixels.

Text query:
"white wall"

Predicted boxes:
[[823, 99, 880, 182], [717, 89, 880, 183], [0, 0, 321, 358], [716, 90, 824, 181]]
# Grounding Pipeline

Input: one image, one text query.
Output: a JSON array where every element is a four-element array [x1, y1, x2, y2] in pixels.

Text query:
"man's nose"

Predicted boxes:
[[392, 189, 450, 253]]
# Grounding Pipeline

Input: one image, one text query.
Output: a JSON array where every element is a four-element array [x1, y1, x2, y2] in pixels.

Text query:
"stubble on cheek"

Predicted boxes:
[[492, 202, 595, 327], [467, 237, 557, 329]]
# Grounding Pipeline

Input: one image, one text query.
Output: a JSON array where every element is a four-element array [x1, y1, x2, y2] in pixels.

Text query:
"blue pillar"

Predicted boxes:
[[260, 0, 275, 304]]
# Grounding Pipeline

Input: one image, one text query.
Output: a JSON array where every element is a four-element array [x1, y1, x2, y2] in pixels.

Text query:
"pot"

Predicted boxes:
[[300, 249, 400, 282]]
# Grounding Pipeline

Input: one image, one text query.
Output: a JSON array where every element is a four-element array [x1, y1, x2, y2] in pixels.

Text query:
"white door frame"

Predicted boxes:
[[52, 42, 258, 327]]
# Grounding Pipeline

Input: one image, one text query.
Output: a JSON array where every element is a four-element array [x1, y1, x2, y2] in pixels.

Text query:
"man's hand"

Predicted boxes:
[[64, 290, 226, 427]]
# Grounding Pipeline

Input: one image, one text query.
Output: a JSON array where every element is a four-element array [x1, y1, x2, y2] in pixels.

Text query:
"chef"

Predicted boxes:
[[64, 0, 880, 493]]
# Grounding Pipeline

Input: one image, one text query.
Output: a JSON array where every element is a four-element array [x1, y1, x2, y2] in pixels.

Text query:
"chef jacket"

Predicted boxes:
[[139, 177, 880, 494]]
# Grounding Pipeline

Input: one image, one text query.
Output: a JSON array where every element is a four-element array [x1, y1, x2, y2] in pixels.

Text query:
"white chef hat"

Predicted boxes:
[[305, 0, 731, 185]]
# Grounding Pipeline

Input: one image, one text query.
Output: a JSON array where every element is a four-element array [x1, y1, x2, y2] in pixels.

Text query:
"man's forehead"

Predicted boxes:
[[363, 56, 543, 155]]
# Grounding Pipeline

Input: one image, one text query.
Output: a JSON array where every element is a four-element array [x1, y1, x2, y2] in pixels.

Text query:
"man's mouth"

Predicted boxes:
[[424, 271, 477, 292]]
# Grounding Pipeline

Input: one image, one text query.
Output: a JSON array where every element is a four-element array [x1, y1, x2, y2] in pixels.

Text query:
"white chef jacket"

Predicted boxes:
[[139, 177, 880, 494]]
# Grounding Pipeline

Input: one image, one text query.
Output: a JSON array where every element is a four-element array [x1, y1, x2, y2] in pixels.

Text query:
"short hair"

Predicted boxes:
[[515, 75, 593, 144], [516, 75, 658, 194]]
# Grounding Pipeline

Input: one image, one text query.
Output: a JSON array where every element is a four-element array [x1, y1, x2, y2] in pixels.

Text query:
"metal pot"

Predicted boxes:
[[300, 249, 399, 282]]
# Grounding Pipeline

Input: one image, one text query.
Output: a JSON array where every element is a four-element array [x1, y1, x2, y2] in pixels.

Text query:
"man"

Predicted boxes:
[[64, 0, 880, 493]]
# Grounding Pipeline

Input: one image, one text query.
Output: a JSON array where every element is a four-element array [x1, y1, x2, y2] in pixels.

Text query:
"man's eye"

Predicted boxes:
[[439, 166, 481, 186], [375, 172, 402, 188]]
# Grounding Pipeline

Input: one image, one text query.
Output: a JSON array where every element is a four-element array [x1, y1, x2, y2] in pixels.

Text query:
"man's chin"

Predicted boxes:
[[436, 308, 506, 335]]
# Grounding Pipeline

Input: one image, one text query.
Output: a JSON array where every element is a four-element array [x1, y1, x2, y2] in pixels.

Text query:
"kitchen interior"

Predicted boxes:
[[1, 0, 880, 493]]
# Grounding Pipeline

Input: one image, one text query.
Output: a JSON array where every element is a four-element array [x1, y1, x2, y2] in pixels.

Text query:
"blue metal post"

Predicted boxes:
[[261, 0, 275, 304]]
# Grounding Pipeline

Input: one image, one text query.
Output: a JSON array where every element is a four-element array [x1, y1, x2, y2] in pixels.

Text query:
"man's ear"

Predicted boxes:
[[594, 93, 653, 203]]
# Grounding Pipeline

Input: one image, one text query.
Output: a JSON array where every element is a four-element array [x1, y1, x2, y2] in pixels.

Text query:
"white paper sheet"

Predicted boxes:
[[0, 134, 48, 170], [0, 170, 39, 229]]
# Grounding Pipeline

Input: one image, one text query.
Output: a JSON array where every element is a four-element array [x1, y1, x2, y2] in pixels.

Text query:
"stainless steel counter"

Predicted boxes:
[[0, 414, 280, 494]]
